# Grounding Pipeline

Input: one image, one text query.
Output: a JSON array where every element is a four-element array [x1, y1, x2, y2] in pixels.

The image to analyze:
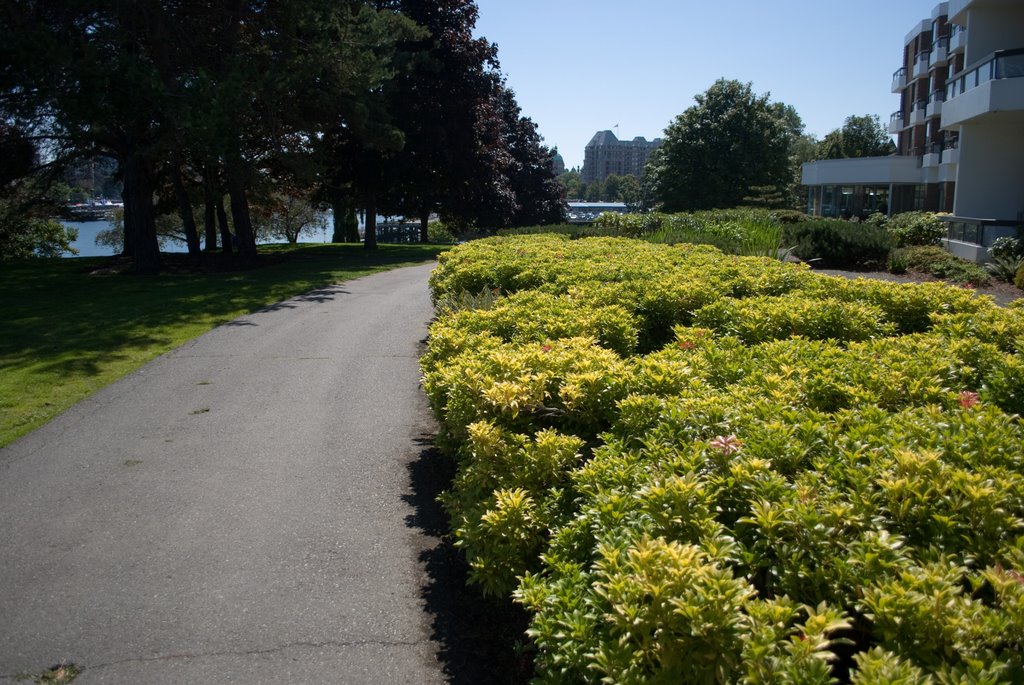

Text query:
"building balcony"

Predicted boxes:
[[930, 37, 949, 68], [913, 52, 931, 79], [892, 67, 908, 93], [927, 90, 945, 118], [948, 24, 966, 54], [943, 48, 1024, 127], [910, 100, 929, 126], [922, 143, 943, 168], [889, 110, 907, 133], [941, 140, 959, 165]]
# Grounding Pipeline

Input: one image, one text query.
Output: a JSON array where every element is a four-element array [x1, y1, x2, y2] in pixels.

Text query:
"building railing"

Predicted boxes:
[[890, 110, 905, 128], [943, 137, 959, 150], [945, 47, 1024, 100], [932, 36, 949, 53], [948, 23, 966, 53], [915, 50, 931, 67], [926, 142, 944, 155], [913, 98, 929, 112], [892, 66, 907, 90]]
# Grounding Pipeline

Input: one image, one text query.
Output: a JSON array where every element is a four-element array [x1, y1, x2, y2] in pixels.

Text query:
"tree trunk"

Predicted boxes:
[[364, 195, 377, 250], [419, 208, 429, 244], [121, 152, 161, 274], [216, 196, 232, 256], [170, 158, 201, 256], [203, 198, 217, 252], [331, 195, 361, 243], [202, 168, 218, 252], [225, 158, 256, 260]]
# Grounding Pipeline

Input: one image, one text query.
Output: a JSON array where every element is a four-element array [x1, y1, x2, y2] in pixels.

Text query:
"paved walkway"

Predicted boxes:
[[0, 263, 445, 684]]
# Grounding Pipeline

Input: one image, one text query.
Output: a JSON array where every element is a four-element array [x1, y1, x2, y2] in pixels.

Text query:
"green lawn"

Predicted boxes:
[[0, 243, 449, 447]]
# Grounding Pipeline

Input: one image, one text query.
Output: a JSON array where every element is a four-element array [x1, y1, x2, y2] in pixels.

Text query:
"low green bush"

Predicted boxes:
[[863, 212, 888, 228], [496, 223, 620, 239], [427, 220, 458, 244], [897, 245, 992, 286], [424, 235, 1024, 682], [885, 211, 946, 247], [769, 209, 809, 224], [990, 236, 1024, 260], [783, 219, 892, 269], [986, 254, 1024, 283], [593, 212, 662, 237], [887, 248, 908, 274], [592, 209, 788, 258], [1017, 263, 1024, 290]]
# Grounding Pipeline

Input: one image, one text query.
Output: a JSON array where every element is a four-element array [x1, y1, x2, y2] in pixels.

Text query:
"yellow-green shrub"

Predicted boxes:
[[422, 235, 1024, 682]]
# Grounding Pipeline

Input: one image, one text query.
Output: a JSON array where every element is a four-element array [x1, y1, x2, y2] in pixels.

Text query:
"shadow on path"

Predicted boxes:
[[404, 435, 534, 684]]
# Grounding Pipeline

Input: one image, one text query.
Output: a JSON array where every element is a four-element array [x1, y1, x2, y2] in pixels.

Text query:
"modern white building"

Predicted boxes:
[[802, 0, 1024, 261]]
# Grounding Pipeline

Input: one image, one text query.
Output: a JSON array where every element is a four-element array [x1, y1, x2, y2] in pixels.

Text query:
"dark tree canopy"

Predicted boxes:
[[493, 87, 565, 227], [648, 79, 793, 212], [1, 0, 561, 266]]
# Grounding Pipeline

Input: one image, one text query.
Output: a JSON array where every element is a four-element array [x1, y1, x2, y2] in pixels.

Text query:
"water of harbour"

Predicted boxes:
[[62, 218, 339, 258]]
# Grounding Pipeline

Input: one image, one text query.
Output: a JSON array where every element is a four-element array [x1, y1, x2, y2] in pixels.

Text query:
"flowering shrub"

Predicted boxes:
[[423, 235, 1024, 682]]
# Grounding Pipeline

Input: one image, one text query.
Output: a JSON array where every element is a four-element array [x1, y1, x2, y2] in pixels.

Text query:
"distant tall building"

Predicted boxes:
[[582, 130, 662, 183]]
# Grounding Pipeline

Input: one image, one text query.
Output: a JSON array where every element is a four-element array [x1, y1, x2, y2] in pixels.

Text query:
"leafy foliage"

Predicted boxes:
[[783, 219, 892, 269], [884, 212, 947, 248], [591, 209, 787, 258], [816, 115, 895, 160], [423, 235, 1024, 682], [990, 236, 1024, 260], [895, 246, 992, 287], [986, 254, 1024, 284], [0, 216, 77, 259], [987, 236, 1024, 284], [648, 79, 793, 211]]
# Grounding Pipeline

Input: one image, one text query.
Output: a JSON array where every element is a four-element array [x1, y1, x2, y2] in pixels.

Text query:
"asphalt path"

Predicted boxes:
[[0, 263, 447, 684]]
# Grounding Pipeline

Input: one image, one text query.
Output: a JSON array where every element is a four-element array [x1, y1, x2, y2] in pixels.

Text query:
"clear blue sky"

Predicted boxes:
[[474, 0, 934, 169]]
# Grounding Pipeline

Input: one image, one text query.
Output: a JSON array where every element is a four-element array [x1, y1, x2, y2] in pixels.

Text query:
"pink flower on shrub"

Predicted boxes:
[[710, 435, 742, 456], [678, 340, 696, 351], [959, 391, 980, 409], [541, 344, 552, 353]]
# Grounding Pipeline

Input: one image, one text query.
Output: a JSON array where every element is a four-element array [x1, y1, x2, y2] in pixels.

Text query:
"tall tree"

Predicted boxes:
[[817, 114, 895, 159], [556, 169, 583, 200], [380, 0, 506, 238], [647, 79, 792, 211], [0, 0, 172, 271], [493, 86, 565, 227]]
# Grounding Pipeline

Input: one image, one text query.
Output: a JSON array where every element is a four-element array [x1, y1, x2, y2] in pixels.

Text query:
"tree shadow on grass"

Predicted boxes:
[[404, 435, 533, 685]]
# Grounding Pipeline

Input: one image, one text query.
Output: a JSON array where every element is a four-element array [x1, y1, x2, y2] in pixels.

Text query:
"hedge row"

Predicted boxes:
[[423, 235, 1024, 683]]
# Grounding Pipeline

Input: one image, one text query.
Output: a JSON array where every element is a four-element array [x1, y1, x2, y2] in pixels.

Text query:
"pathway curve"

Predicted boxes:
[[0, 263, 445, 684]]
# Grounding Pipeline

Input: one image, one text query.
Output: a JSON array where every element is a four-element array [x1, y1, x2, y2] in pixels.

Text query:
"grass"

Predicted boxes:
[[0, 242, 449, 447]]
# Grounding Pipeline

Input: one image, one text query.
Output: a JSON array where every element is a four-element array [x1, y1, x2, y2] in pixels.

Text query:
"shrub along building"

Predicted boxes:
[[802, 0, 1024, 261], [581, 130, 662, 183]]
